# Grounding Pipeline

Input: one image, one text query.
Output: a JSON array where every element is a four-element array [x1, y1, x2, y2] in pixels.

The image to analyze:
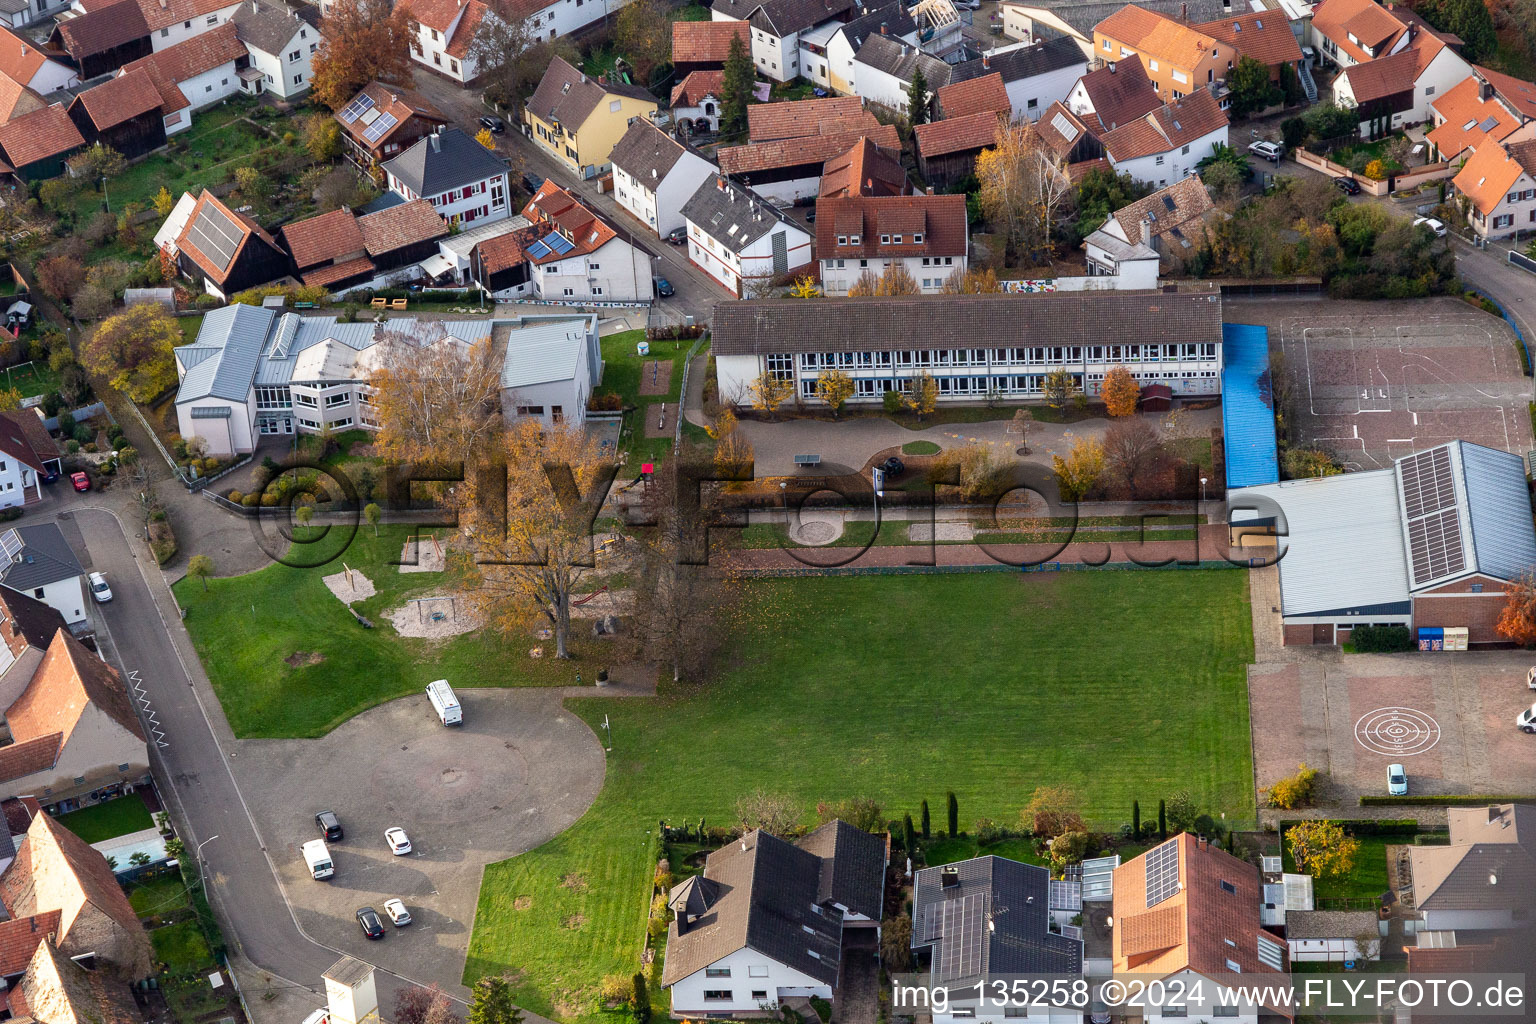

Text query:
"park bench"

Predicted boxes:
[[793, 454, 821, 467]]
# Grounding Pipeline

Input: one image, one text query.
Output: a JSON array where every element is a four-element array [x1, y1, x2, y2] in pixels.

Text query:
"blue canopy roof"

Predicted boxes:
[[1221, 322, 1279, 488]]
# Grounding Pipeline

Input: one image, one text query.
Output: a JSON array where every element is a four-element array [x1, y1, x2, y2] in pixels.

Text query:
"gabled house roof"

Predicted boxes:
[[1409, 804, 1536, 913], [1036, 100, 1101, 158], [1100, 88, 1227, 162], [279, 207, 366, 271], [936, 71, 1010, 119], [0, 25, 62, 86], [712, 0, 857, 38], [1194, 9, 1302, 66], [111, 0, 236, 35], [382, 127, 507, 198], [1071, 53, 1161, 129], [69, 66, 161, 130], [119, 22, 246, 113], [355, 197, 447, 255], [671, 69, 724, 108], [0, 525, 82, 592], [0, 104, 83, 171], [835, 2, 917, 53], [609, 118, 704, 190], [1339, 46, 1417, 102], [0, 411, 43, 475], [18, 938, 140, 1024], [403, 0, 490, 58], [0, 910, 59, 976], [8, 629, 145, 747], [334, 82, 447, 153], [682, 173, 805, 252], [912, 856, 1081, 982], [816, 193, 967, 258], [0, 74, 44, 124], [525, 55, 655, 130], [1109, 173, 1215, 250], [0, 589, 66, 660], [660, 822, 884, 989], [229, 0, 317, 56], [748, 94, 873, 141], [720, 123, 901, 174], [474, 226, 537, 274], [913, 109, 1002, 157], [819, 135, 909, 196], [855, 32, 952, 90], [520, 180, 618, 263], [175, 189, 283, 286], [1429, 73, 1525, 160], [1453, 138, 1536, 216], [671, 18, 749, 64], [51, 0, 150, 61], [1473, 63, 1536, 120], [1096, 5, 1227, 64], [949, 34, 1083, 85], [175, 301, 277, 403], [1112, 834, 1289, 1013]]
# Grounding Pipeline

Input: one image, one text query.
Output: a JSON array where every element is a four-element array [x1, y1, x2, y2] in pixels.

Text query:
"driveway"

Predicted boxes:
[[235, 689, 605, 991]]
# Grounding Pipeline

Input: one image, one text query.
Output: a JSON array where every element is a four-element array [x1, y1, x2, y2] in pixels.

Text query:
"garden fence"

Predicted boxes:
[[737, 559, 1244, 579], [124, 400, 193, 487], [674, 334, 708, 453]]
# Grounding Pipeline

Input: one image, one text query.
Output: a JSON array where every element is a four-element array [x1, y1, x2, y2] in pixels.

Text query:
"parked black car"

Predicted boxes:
[[315, 810, 343, 842], [478, 116, 505, 134], [521, 173, 545, 194], [880, 456, 905, 476], [357, 907, 385, 939], [666, 226, 688, 245], [1334, 176, 1362, 195], [656, 278, 674, 298]]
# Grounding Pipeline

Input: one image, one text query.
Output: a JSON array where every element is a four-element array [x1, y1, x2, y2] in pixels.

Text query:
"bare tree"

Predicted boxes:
[[736, 790, 802, 835], [469, 2, 579, 110], [1103, 419, 1161, 498]]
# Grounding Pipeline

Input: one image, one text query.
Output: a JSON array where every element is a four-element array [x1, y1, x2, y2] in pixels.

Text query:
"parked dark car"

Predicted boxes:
[[357, 907, 385, 939], [315, 810, 343, 842], [478, 116, 505, 134], [521, 173, 544, 194], [880, 456, 905, 476], [656, 278, 674, 298], [1334, 176, 1362, 195], [666, 226, 687, 245]]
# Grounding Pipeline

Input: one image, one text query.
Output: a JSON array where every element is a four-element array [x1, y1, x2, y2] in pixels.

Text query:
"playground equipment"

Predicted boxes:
[[410, 596, 457, 623]]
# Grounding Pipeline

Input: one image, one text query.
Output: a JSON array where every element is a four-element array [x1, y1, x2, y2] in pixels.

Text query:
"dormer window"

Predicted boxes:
[[849, 234, 860, 244], [1220, 880, 1236, 894], [837, 235, 848, 244], [893, 234, 902, 243]]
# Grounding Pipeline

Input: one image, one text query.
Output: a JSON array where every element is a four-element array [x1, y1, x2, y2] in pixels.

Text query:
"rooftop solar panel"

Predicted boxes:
[[1408, 507, 1465, 584], [363, 110, 399, 143], [1050, 110, 1078, 142], [1479, 116, 1500, 133], [186, 202, 244, 272], [1399, 446, 1455, 518], [933, 892, 988, 983], [0, 530, 22, 562], [526, 239, 552, 260], [1145, 839, 1180, 909], [544, 231, 574, 255], [340, 93, 375, 124]]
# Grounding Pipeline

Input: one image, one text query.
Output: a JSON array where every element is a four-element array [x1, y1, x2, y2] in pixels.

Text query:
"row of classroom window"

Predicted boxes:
[[803, 370, 1221, 398], [768, 343, 1220, 374]]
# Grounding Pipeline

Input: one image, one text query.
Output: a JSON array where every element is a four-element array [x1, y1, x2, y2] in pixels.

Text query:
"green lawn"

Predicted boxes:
[[128, 876, 192, 918], [54, 797, 154, 843], [598, 330, 691, 462], [1281, 826, 1393, 903], [465, 570, 1255, 1020], [150, 920, 214, 974], [171, 525, 605, 738], [176, 315, 205, 347], [1, 361, 59, 400]]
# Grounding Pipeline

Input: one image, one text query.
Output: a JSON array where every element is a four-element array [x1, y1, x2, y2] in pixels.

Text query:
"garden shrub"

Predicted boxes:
[[226, 490, 244, 504], [1268, 763, 1320, 809], [974, 818, 1005, 845], [1349, 624, 1414, 652]]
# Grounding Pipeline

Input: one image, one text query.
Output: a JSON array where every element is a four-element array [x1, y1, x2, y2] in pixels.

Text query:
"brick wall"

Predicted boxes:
[[1412, 594, 1507, 643], [1283, 623, 1318, 646]]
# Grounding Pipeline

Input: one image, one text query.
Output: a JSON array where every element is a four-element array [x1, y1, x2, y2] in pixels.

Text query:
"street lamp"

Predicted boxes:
[[1200, 476, 1207, 507], [779, 480, 787, 528], [194, 835, 220, 902]]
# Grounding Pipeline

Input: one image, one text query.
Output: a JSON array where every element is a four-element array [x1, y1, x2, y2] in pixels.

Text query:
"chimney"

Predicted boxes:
[[1108, 60, 1116, 72], [981, 52, 989, 68], [940, 866, 960, 890], [1197, 836, 1208, 850], [18, 44, 24, 56], [431, 132, 440, 152], [925, 185, 933, 194], [716, 175, 724, 190], [1181, 1, 1187, 19], [880, 20, 886, 32], [1481, 79, 1494, 101]]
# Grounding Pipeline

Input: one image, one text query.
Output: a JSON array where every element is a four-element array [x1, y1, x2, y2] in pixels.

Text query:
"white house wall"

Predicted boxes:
[[0, 457, 35, 510], [150, 2, 242, 50], [668, 946, 832, 1017], [1414, 47, 1471, 122], [12, 575, 88, 625], [532, 236, 653, 301], [258, 25, 318, 97], [171, 61, 242, 111], [1003, 60, 1084, 121], [27, 55, 78, 93], [615, 148, 715, 236], [524, 0, 631, 41], [822, 253, 965, 293], [1110, 124, 1227, 186], [739, 172, 820, 203]]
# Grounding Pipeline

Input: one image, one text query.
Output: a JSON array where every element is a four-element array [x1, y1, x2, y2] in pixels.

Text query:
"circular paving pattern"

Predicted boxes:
[[1354, 706, 1442, 756], [795, 520, 837, 544]]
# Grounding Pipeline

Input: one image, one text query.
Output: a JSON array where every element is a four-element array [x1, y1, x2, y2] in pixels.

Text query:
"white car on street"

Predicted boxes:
[[1387, 764, 1408, 796], [88, 572, 112, 603], [1413, 216, 1447, 237], [385, 827, 412, 855], [383, 898, 412, 926]]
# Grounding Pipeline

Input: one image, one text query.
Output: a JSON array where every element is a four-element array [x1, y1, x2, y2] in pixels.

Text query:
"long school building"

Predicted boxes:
[[710, 288, 1225, 406]]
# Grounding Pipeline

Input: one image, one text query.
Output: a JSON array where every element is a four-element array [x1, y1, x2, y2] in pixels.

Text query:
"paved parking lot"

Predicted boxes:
[[233, 689, 606, 995], [1229, 297, 1531, 471], [1249, 651, 1536, 805]]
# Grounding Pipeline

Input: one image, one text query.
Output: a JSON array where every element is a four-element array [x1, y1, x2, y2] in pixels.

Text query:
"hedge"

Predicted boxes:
[[1279, 818, 1419, 837], [1360, 795, 1536, 807], [1349, 624, 1415, 652]]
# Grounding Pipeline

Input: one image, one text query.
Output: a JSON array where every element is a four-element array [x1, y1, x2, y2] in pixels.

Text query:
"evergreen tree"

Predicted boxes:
[[921, 799, 931, 839], [1157, 800, 1167, 841], [907, 66, 929, 126], [1225, 830, 1235, 853], [903, 813, 917, 855], [721, 34, 754, 137], [1132, 800, 1141, 841], [632, 973, 650, 1024], [468, 976, 522, 1024], [946, 791, 958, 838]]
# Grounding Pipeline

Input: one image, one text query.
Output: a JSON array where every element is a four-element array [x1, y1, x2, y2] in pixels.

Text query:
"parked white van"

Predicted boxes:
[[302, 839, 334, 879], [426, 679, 462, 726]]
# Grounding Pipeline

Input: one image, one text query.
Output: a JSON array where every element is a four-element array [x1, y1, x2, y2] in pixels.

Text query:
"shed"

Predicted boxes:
[[1140, 382, 1172, 411], [1220, 322, 1278, 488]]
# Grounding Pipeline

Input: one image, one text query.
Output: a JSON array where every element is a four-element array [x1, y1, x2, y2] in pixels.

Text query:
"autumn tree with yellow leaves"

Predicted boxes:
[[815, 370, 854, 418], [1101, 365, 1140, 417], [369, 328, 504, 468], [902, 371, 938, 421], [1052, 437, 1104, 502], [976, 120, 1072, 261], [749, 371, 794, 419]]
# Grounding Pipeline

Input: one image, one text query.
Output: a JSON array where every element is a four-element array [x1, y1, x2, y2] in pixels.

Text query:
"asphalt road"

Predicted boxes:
[[63, 503, 510, 1019]]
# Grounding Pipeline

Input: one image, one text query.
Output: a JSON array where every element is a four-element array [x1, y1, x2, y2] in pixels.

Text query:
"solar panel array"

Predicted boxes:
[[363, 111, 399, 143], [933, 892, 988, 982], [186, 202, 244, 271], [340, 93, 375, 124], [1479, 116, 1501, 133], [1399, 446, 1467, 585], [0, 530, 22, 562], [526, 231, 576, 261], [1144, 840, 1180, 909], [1050, 111, 1078, 142]]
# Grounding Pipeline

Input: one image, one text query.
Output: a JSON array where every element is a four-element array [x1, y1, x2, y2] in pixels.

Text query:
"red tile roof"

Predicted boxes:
[[1340, 46, 1417, 102], [721, 124, 900, 174], [0, 411, 43, 472], [444, 0, 487, 57], [69, 66, 161, 129], [0, 104, 84, 171], [1095, 4, 1230, 68], [0, 736, 59, 785], [1100, 88, 1227, 161], [334, 82, 447, 153], [1473, 63, 1536, 119], [119, 22, 245, 110], [9, 630, 145, 746], [671, 19, 749, 64], [1428, 74, 1522, 161], [0, 74, 44, 126], [1311, 0, 1408, 64], [405, 0, 490, 58], [0, 813, 146, 961], [819, 135, 910, 197], [52, 0, 151, 60], [520, 179, 618, 262], [0, 912, 60, 976], [175, 190, 278, 283], [0, 25, 56, 85], [299, 255, 375, 287], [1072, 53, 1161, 130], [935, 71, 1009, 120], [747, 95, 873, 140], [1194, 9, 1302, 66], [280, 207, 366, 269], [913, 110, 1003, 157], [127, 0, 237, 34], [1453, 138, 1536, 216], [1035, 101, 1099, 158], [9, 411, 55, 471], [815, 194, 967, 258], [671, 68, 724, 108], [355, 198, 446, 255], [475, 226, 537, 273]]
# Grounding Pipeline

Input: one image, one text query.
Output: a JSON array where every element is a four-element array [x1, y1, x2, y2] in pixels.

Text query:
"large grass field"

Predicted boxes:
[[464, 569, 1256, 1021], [171, 525, 609, 738]]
